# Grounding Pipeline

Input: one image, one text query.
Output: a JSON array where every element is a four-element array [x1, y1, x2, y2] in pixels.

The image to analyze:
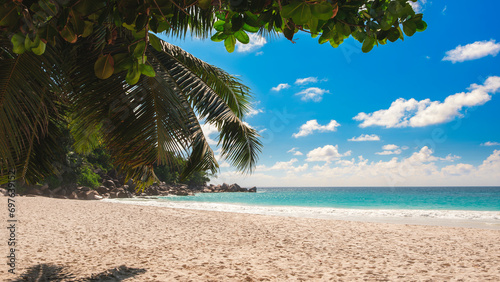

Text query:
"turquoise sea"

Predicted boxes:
[[105, 187, 500, 229], [164, 186, 500, 211]]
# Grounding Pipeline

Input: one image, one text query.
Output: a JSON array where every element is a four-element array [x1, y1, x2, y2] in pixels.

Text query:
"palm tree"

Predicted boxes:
[[0, 26, 262, 187]]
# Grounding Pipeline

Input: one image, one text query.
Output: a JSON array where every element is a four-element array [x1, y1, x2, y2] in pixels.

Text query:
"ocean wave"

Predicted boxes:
[[102, 197, 500, 229]]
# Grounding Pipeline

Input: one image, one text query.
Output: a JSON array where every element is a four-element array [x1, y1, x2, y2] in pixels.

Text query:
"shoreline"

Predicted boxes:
[[104, 197, 500, 230], [2, 197, 500, 281]]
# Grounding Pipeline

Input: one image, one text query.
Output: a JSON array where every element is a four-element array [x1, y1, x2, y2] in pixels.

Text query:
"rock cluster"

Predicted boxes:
[[2, 179, 256, 201]]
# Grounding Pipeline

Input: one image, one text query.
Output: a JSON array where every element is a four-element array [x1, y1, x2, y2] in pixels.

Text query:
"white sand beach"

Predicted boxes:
[[2, 196, 499, 281]]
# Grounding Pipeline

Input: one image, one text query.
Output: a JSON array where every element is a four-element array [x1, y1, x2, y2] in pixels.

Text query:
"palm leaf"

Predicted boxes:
[[148, 41, 262, 176], [66, 35, 208, 188], [165, 5, 217, 40], [1, 30, 261, 186], [0, 39, 66, 184]]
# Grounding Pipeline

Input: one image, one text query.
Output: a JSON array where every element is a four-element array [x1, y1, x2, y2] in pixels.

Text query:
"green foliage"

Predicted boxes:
[[38, 121, 110, 189], [1, 0, 426, 84], [94, 54, 114, 80], [42, 146, 112, 189], [154, 165, 178, 185], [185, 171, 211, 187], [1, 28, 261, 188], [45, 174, 62, 189], [0, 0, 426, 187], [86, 148, 113, 174], [154, 157, 211, 187], [76, 166, 100, 188]]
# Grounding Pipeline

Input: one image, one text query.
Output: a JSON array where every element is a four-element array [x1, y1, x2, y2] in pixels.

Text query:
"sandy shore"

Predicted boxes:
[[2, 197, 499, 281]]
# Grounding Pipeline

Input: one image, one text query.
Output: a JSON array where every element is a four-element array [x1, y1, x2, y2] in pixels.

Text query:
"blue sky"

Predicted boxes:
[[159, 0, 500, 187]]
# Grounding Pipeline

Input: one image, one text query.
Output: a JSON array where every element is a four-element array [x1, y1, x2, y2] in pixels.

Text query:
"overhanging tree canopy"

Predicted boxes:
[[1, 0, 426, 83], [0, 0, 426, 187]]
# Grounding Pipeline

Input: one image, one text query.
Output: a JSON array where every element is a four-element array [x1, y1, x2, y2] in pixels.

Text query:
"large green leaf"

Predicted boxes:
[[94, 54, 114, 79], [311, 2, 334, 20], [362, 36, 375, 53], [281, 1, 312, 25], [224, 35, 236, 53], [234, 30, 250, 44], [10, 33, 26, 54], [403, 21, 417, 36]]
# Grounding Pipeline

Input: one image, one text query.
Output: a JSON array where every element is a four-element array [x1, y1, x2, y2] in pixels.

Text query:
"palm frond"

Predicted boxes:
[[1, 29, 261, 186], [0, 39, 65, 184], [166, 5, 217, 40], [156, 41, 252, 119], [67, 35, 206, 188], [149, 41, 262, 175]]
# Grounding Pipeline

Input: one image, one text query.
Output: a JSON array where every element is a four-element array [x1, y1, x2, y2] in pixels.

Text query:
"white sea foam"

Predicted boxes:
[[102, 197, 500, 230]]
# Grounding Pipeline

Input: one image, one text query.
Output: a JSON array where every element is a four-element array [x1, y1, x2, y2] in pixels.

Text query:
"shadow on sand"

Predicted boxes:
[[11, 264, 147, 281]]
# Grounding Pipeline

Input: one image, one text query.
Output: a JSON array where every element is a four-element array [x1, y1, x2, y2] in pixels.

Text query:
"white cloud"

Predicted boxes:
[[236, 33, 267, 53], [409, 3, 420, 12], [242, 121, 256, 130], [295, 77, 318, 85], [335, 158, 356, 167], [271, 83, 290, 92], [409, 0, 427, 13], [213, 148, 231, 169], [255, 51, 264, 56], [213, 148, 226, 163], [293, 120, 340, 138], [264, 159, 297, 170], [354, 98, 425, 128], [443, 40, 500, 63], [247, 108, 264, 117], [376, 144, 402, 155], [478, 150, 500, 172], [200, 122, 219, 145], [406, 146, 438, 163], [354, 76, 500, 128], [287, 147, 303, 156], [442, 163, 474, 176], [382, 144, 399, 151], [348, 134, 381, 142], [296, 87, 330, 102], [291, 164, 308, 172], [442, 5, 447, 15], [307, 146, 449, 185], [481, 141, 500, 146], [440, 154, 461, 162], [256, 158, 308, 173], [211, 149, 500, 187], [376, 150, 402, 155], [306, 145, 351, 162]]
